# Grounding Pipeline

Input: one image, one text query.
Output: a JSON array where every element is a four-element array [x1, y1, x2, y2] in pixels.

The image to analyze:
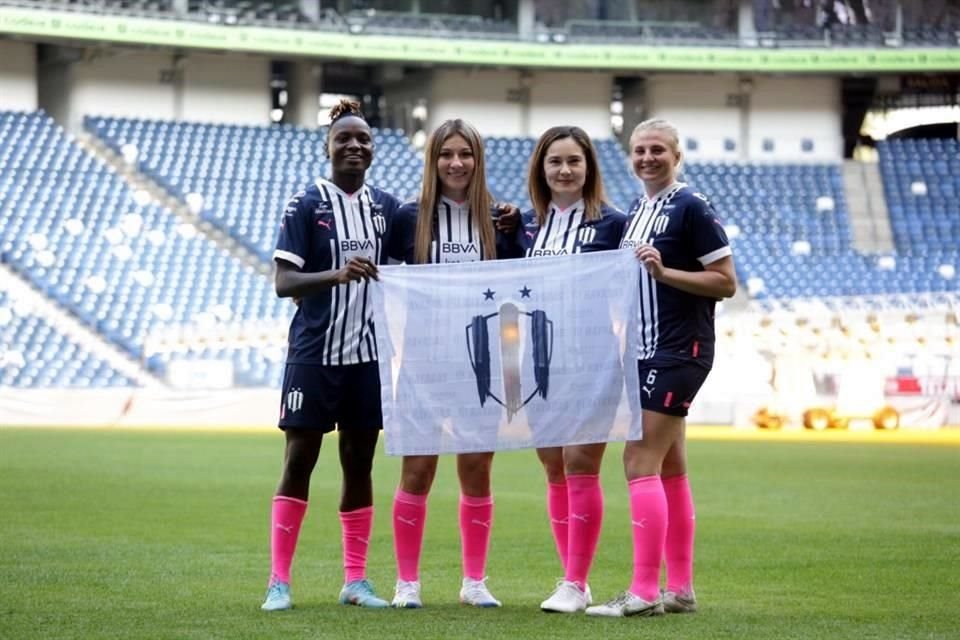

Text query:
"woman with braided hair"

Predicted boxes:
[[261, 99, 406, 611]]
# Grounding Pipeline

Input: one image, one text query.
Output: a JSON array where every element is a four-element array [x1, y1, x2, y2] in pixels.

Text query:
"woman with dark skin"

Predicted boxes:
[[261, 99, 402, 611]]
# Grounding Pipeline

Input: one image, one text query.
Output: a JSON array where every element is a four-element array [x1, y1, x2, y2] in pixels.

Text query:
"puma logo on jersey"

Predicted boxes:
[[317, 219, 332, 230]]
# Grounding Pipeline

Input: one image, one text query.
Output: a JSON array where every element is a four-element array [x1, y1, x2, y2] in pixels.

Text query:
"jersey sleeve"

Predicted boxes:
[[604, 205, 628, 242], [516, 210, 539, 252], [273, 189, 311, 269], [490, 205, 526, 259], [685, 193, 732, 266], [389, 201, 418, 264]]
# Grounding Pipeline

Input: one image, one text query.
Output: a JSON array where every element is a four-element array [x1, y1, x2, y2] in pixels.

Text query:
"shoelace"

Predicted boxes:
[[464, 580, 491, 598], [606, 591, 637, 608]]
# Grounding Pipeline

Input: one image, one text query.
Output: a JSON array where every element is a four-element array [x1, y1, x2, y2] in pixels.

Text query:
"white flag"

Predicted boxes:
[[371, 249, 642, 456]]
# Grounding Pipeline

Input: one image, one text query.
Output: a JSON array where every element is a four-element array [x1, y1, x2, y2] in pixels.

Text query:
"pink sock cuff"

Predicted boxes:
[[274, 495, 308, 505], [460, 493, 493, 507], [628, 475, 662, 491], [395, 489, 429, 506], [339, 506, 374, 520], [661, 474, 689, 488], [548, 480, 567, 489], [566, 474, 600, 487]]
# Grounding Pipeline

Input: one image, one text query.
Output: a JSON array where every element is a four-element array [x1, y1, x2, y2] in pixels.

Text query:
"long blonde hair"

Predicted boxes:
[[414, 119, 496, 264], [527, 125, 608, 226]]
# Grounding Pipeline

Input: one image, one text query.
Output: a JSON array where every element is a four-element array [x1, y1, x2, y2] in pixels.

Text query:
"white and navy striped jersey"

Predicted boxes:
[[274, 177, 402, 366], [393, 197, 525, 264], [620, 183, 732, 365], [520, 200, 627, 256]]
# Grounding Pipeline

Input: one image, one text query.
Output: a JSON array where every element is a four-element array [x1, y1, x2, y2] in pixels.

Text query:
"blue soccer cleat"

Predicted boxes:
[[261, 581, 292, 611], [339, 579, 390, 608]]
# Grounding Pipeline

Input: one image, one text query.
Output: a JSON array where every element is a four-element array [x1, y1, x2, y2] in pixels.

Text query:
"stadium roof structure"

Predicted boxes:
[[2, 5, 960, 73]]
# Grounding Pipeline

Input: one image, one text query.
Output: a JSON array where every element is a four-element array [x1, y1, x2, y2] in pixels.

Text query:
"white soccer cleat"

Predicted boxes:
[[585, 590, 664, 618], [391, 579, 423, 609], [459, 577, 502, 608], [662, 588, 697, 613], [540, 580, 588, 613]]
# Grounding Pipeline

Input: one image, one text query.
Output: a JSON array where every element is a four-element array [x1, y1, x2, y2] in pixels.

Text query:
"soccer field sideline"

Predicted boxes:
[[4, 423, 959, 446]]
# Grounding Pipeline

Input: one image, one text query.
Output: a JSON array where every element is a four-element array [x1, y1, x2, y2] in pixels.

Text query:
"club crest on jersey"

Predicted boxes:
[[371, 213, 386, 236], [577, 226, 597, 246], [286, 387, 304, 413], [465, 293, 553, 423], [652, 214, 670, 236]]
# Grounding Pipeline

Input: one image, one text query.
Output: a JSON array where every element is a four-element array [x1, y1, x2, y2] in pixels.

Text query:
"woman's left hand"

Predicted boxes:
[[635, 244, 665, 280], [495, 203, 521, 233]]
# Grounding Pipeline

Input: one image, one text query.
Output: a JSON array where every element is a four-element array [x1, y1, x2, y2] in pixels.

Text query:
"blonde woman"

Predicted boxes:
[[389, 119, 522, 609], [586, 119, 736, 618]]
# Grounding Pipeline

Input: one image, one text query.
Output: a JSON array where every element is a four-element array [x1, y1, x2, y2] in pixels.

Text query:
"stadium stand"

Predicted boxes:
[[11, 0, 958, 46], [877, 137, 960, 265], [566, 19, 735, 44], [0, 287, 134, 387], [85, 116, 425, 263], [85, 117, 960, 303], [0, 110, 289, 386], [345, 9, 516, 37]]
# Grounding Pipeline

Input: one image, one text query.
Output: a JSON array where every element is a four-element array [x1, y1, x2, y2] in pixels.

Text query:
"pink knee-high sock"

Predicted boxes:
[[459, 494, 494, 580], [392, 489, 428, 582], [564, 474, 604, 589], [628, 475, 668, 602], [269, 496, 308, 585], [340, 506, 374, 584], [546, 481, 569, 570], [663, 474, 696, 594]]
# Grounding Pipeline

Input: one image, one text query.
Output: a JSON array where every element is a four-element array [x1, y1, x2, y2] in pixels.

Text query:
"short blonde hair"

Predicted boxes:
[[630, 118, 683, 176]]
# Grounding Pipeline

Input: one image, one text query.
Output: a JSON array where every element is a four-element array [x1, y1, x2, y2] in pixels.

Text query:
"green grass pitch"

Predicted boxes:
[[0, 428, 957, 639]]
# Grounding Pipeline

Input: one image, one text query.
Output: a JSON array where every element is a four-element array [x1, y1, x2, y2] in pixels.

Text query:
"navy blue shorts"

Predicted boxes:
[[278, 362, 383, 432], [637, 360, 711, 417]]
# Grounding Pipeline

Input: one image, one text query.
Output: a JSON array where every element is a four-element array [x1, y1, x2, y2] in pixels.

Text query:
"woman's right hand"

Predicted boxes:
[[338, 256, 379, 283]]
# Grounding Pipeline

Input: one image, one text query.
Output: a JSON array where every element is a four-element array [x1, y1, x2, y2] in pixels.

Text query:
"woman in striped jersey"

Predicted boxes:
[[261, 99, 406, 612], [586, 119, 736, 618], [519, 126, 627, 614], [389, 118, 523, 610]]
